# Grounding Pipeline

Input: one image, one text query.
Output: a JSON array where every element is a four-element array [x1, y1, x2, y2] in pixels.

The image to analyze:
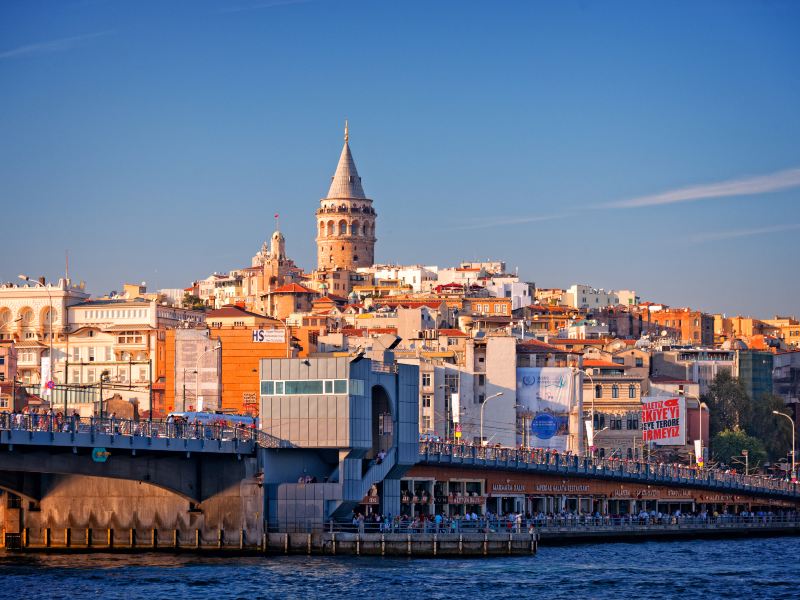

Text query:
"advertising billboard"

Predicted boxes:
[[516, 367, 575, 451], [641, 396, 686, 446]]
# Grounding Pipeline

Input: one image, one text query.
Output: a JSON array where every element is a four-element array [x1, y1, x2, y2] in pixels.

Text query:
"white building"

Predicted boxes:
[[357, 264, 439, 293], [562, 284, 638, 309], [483, 275, 533, 310]]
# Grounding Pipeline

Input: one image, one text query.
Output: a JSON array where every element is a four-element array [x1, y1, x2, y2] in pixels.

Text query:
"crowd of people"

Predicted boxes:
[[346, 507, 800, 534]]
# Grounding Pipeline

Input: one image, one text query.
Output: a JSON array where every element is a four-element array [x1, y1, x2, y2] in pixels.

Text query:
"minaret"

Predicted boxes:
[[316, 121, 377, 270]]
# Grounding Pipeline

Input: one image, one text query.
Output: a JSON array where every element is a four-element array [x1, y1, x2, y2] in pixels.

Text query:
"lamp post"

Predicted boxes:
[[195, 343, 221, 412], [698, 402, 708, 468], [773, 410, 796, 482], [272, 316, 291, 358], [18, 275, 55, 393], [479, 391, 504, 446]]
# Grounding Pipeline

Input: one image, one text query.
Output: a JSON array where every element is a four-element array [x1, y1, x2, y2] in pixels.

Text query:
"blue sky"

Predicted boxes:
[[1, 0, 798, 317]]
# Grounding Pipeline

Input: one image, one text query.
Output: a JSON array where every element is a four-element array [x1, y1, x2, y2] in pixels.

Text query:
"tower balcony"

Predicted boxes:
[[316, 206, 376, 216]]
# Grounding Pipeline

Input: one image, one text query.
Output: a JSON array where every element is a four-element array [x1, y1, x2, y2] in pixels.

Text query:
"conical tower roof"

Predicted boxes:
[[326, 121, 367, 199]]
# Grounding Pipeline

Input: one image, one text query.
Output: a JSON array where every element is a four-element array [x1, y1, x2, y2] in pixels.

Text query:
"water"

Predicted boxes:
[[1, 536, 798, 599]]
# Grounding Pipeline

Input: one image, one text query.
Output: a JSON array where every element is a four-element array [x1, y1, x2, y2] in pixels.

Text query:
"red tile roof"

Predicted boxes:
[[583, 359, 625, 368], [438, 328, 468, 337], [271, 283, 316, 294], [549, 338, 607, 345]]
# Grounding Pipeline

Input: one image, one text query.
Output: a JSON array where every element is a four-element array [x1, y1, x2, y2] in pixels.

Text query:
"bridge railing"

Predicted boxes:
[[0, 412, 258, 444], [283, 513, 800, 535], [418, 442, 800, 497], [0, 411, 288, 449]]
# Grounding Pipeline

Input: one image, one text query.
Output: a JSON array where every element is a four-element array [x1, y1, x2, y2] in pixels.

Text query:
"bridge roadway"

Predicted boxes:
[[0, 415, 797, 503]]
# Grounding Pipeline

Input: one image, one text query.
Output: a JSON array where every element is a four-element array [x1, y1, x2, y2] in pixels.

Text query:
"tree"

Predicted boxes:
[[703, 370, 751, 436], [750, 393, 794, 462], [183, 293, 206, 311], [711, 429, 767, 470]]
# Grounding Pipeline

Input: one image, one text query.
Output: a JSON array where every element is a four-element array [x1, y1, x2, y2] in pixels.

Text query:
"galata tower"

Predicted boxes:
[[316, 122, 376, 270]]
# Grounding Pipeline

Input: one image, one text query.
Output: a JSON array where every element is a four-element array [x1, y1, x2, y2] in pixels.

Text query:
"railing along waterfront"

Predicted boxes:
[[419, 442, 800, 498], [0, 412, 284, 449], [272, 514, 800, 535]]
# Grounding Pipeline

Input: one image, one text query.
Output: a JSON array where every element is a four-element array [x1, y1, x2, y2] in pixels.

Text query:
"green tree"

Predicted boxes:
[[703, 370, 751, 436], [710, 429, 767, 470], [750, 393, 794, 462], [182, 293, 206, 311]]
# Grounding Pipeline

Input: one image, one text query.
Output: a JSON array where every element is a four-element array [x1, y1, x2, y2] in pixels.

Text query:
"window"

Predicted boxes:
[[422, 373, 432, 387], [594, 385, 602, 399], [478, 393, 485, 404], [422, 394, 432, 408], [477, 374, 485, 386], [627, 416, 639, 430], [106, 347, 113, 361], [444, 373, 459, 392], [610, 417, 622, 430], [260, 379, 349, 396], [87, 369, 95, 383], [88, 347, 95, 362], [628, 385, 636, 399], [612, 357, 624, 365], [612, 385, 619, 399], [635, 357, 643, 368], [138, 368, 147, 382], [118, 331, 143, 344], [72, 347, 80, 362], [71, 369, 80, 384], [593, 413, 605, 429], [422, 416, 432, 430]]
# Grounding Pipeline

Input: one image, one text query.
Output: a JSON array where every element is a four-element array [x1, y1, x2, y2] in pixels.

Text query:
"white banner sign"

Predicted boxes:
[[252, 328, 286, 343], [641, 396, 686, 446], [40, 357, 52, 396], [516, 367, 575, 451], [451, 392, 460, 424]]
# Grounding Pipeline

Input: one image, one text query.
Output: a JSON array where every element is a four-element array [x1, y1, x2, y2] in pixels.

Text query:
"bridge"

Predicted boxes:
[[0, 416, 796, 504], [0, 412, 798, 551], [417, 442, 800, 502]]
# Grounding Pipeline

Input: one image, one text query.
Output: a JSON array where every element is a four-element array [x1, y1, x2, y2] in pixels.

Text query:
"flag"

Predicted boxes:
[[274, 213, 279, 218]]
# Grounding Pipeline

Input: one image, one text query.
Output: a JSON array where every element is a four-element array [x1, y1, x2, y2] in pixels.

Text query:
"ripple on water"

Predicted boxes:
[[1, 537, 800, 599]]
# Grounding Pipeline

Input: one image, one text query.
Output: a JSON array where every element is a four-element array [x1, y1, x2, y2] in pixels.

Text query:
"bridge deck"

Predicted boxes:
[[418, 442, 800, 501], [0, 415, 260, 454]]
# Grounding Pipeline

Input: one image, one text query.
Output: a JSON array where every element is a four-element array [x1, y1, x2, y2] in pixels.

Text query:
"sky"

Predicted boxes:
[[1, 0, 799, 317]]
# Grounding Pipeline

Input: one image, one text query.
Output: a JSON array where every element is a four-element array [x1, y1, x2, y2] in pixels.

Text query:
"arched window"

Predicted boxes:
[[351, 220, 360, 236], [594, 384, 602, 399], [319, 222, 325, 237], [326, 221, 334, 236], [628, 384, 636, 399], [338, 220, 347, 235], [611, 385, 619, 399]]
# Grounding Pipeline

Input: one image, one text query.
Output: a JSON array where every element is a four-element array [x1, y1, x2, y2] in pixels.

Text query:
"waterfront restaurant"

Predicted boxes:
[[403, 467, 793, 516]]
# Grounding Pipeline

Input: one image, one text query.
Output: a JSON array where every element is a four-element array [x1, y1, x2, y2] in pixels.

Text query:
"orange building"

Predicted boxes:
[[164, 306, 321, 416], [644, 308, 714, 346]]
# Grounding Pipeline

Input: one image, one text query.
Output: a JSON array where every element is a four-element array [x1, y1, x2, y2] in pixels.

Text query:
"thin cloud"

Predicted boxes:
[[217, 0, 314, 14], [690, 223, 800, 244], [603, 167, 800, 209], [0, 31, 113, 60], [452, 213, 569, 231]]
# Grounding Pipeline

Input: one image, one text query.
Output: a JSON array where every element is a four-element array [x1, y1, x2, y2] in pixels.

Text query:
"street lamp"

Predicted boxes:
[[479, 391, 504, 446], [772, 410, 796, 482], [18, 275, 55, 395], [698, 402, 708, 468]]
